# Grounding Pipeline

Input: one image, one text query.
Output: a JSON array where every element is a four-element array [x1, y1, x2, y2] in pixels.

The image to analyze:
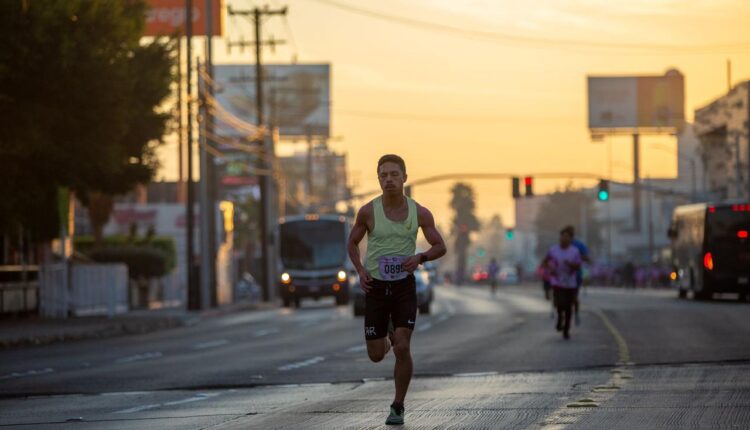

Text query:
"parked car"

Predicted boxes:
[[352, 268, 434, 317]]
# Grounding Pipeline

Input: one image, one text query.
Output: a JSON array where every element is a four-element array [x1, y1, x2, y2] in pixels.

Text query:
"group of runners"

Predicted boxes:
[[347, 153, 590, 425]]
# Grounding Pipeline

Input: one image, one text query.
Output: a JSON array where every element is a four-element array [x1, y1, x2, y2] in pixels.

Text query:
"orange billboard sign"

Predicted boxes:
[[145, 0, 223, 37]]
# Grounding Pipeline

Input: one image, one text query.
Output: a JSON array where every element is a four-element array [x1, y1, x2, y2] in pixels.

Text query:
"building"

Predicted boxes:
[[694, 81, 750, 200]]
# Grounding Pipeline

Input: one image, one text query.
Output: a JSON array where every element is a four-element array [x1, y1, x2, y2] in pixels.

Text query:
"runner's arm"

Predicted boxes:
[[348, 204, 373, 290], [403, 205, 446, 272]]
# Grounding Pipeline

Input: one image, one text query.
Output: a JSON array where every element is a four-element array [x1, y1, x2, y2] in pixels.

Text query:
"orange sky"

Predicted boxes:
[[156, 0, 750, 229]]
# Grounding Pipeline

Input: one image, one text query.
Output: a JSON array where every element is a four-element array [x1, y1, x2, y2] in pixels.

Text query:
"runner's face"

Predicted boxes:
[[378, 162, 406, 195], [559, 232, 572, 247]]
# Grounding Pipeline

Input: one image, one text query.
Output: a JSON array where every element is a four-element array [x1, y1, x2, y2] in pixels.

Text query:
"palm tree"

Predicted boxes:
[[450, 183, 479, 285]]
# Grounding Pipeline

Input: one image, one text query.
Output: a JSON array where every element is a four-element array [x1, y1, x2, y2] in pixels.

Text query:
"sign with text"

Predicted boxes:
[[144, 0, 223, 37]]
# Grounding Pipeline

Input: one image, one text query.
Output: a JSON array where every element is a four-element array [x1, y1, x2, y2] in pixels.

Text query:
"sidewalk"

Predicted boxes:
[[0, 299, 278, 349]]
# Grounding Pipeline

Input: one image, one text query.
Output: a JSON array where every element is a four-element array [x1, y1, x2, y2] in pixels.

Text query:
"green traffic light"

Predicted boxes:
[[505, 230, 514, 240], [598, 190, 609, 201]]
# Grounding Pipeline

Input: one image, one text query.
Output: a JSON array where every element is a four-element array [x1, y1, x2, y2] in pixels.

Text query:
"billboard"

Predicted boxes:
[[144, 0, 223, 37], [588, 70, 684, 130], [213, 64, 330, 138]]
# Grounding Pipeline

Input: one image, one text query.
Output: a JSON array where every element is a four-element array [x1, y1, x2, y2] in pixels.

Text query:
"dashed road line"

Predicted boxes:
[[416, 322, 433, 332], [254, 328, 280, 338], [278, 356, 325, 371], [193, 339, 229, 350], [114, 393, 221, 414], [346, 345, 367, 353], [0, 367, 54, 380], [115, 352, 163, 364]]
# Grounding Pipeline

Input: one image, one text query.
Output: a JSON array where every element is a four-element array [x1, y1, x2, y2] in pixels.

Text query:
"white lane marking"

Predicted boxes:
[[115, 352, 163, 364], [278, 356, 325, 371], [114, 404, 161, 414], [437, 314, 450, 323], [101, 392, 149, 396], [416, 322, 433, 332], [114, 392, 221, 414], [164, 392, 220, 406], [453, 371, 499, 377], [193, 339, 229, 350], [254, 328, 280, 337], [346, 345, 367, 353], [0, 367, 54, 380]]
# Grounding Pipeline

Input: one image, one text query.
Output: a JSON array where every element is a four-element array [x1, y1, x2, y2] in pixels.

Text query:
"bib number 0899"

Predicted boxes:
[[384, 264, 403, 275]]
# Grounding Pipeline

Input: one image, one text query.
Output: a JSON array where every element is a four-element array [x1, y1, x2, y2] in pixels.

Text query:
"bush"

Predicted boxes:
[[88, 246, 169, 279], [75, 235, 176, 271]]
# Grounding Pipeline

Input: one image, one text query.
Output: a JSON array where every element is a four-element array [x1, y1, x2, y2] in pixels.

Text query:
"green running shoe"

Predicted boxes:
[[385, 406, 404, 425]]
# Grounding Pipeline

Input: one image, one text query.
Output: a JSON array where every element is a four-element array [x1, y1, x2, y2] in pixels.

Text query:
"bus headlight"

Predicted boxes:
[[337, 270, 347, 282], [281, 272, 292, 284]]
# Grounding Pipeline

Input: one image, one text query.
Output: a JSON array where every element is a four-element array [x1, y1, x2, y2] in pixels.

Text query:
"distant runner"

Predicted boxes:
[[541, 226, 582, 339], [569, 226, 591, 326], [347, 154, 447, 425], [488, 258, 500, 296]]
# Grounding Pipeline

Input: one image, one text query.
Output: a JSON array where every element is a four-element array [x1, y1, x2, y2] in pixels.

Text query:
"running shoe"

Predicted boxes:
[[385, 406, 405, 425]]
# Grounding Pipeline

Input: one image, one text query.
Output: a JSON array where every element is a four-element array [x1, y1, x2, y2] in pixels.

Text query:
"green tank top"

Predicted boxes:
[[365, 196, 419, 280]]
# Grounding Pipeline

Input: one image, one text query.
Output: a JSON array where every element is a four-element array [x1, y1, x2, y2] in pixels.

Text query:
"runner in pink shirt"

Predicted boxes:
[[540, 226, 582, 339]]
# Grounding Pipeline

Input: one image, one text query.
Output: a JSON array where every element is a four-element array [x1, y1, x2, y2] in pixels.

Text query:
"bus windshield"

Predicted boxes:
[[707, 208, 750, 243], [280, 220, 347, 270]]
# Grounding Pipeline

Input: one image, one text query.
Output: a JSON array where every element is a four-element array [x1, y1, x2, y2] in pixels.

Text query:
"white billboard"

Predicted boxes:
[[588, 70, 684, 130], [213, 64, 330, 138]]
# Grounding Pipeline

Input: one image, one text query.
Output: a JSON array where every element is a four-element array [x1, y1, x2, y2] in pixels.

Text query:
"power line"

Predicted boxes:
[[310, 0, 750, 53], [334, 108, 579, 123]]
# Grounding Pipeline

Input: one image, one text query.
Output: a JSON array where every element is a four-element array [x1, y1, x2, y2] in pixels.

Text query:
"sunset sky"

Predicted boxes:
[[156, 0, 750, 228]]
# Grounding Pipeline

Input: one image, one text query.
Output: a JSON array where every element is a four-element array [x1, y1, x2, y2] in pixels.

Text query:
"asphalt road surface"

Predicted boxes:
[[1, 284, 749, 429]]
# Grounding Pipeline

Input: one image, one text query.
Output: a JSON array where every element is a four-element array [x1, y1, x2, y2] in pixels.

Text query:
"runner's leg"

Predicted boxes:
[[391, 327, 413, 404]]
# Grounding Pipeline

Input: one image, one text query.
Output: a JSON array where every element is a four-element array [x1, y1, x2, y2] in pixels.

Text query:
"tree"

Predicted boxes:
[[449, 183, 479, 284], [534, 189, 604, 258], [0, 0, 175, 241]]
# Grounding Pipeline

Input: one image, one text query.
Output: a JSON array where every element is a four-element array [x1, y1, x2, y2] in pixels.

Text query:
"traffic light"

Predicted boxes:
[[505, 228, 514, 240], [512, 177, 521, 199], [524, 176, 533, 197], [597, 179, 610, 201]]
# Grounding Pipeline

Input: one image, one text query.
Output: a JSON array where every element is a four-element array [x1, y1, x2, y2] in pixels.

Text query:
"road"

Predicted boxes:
[[1, 285, 749, 429]]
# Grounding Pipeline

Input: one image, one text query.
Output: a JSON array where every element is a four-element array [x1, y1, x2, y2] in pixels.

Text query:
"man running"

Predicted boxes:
[[540, 226, 581, 339], [347, 154, 447, 425], [487, 258, 500, 296], [568, 226, 590, 325]]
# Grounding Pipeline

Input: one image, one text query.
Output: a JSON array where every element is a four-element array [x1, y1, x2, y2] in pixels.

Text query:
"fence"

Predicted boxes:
[[39, 263, 129, 318]]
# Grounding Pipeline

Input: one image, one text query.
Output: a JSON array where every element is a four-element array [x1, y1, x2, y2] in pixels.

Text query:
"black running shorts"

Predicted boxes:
[[364, 274, 417, 340]]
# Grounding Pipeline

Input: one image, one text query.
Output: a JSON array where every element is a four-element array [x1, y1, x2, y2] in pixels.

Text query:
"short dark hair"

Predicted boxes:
[[377, 154, 406, 175], [560, 226, 575, 236]]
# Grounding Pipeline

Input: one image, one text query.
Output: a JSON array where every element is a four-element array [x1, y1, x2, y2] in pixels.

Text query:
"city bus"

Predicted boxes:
[[277, 214, 351, 308], [668, 202, 750, 301]]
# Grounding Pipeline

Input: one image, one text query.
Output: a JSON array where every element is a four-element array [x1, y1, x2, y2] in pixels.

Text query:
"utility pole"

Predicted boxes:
[[202, 0, 217, 308], [633, 133, 641, 231], [185, 0, 199, 310], [227, 5, 288, 302]]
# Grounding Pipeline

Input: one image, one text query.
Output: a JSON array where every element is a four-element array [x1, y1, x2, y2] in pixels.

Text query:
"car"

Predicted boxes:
[[352, 268, 434, 317]]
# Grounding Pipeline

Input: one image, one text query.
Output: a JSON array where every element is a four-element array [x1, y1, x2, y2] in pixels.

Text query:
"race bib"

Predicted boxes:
[[378, 256, 408, 281]]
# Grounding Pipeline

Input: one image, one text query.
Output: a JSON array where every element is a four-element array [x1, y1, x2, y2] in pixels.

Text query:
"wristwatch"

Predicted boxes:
[[419, 253, 428, 264]]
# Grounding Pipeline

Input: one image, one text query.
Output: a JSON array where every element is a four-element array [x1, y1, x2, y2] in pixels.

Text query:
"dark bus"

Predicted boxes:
[[277, 214, 351, 308], [668, 202, 750, 301]]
